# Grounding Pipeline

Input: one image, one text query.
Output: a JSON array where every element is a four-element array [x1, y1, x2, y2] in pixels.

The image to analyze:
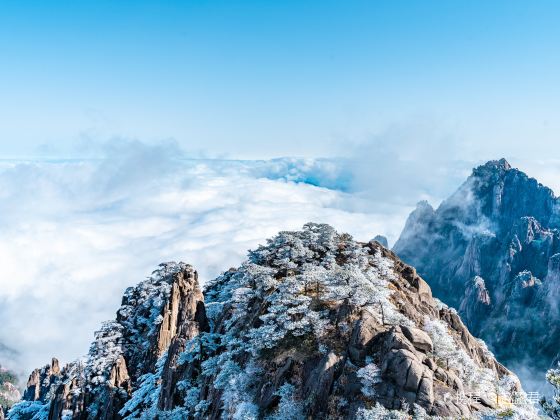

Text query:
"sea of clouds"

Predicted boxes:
[[0, 140, 422, 377], [2, 138, 557, 382]]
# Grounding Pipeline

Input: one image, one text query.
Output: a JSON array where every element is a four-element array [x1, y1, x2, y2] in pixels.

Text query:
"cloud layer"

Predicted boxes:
[[0, 141, 416, 377], [2, 138, 556, 380]]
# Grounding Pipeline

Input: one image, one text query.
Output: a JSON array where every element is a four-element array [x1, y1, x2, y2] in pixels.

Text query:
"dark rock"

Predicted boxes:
[[303, 351, 343, 416]]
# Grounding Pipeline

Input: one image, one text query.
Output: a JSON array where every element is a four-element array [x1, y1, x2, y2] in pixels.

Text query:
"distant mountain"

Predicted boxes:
[[0, 364, 20, 418], [394, 159, 560, 390], [8, 224, 536, 419]]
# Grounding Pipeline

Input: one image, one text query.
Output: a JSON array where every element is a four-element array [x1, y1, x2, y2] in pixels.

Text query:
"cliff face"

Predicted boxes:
[[9, 263, 207, 420], [9, 224, 536, 419], [394, 159, 560, 383]]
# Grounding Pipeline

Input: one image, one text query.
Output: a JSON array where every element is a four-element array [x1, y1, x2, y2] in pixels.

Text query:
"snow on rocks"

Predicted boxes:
[[8, 224, 538, 419]]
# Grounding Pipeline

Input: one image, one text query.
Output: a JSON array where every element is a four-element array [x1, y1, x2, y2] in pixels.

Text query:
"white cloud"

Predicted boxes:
[[2, 134, 556, 384], [0, 140, 415, 378], [2, 137, 554, 380], [335, 121, 477, 207]]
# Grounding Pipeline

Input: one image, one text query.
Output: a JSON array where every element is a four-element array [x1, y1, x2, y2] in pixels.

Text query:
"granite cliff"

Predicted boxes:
[[9, 224, 536, 419]]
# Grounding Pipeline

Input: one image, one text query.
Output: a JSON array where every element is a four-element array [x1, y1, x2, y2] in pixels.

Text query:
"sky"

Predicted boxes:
[[0, 0, 560, 381], [0, 0, 559, 160]]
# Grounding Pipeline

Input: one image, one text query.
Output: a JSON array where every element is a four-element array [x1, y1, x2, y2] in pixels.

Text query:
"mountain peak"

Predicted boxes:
[[474, 158, 512, 177], [8, 224, 537, 419], [394, 159, 560, 397], [492, 158, 511, 170]]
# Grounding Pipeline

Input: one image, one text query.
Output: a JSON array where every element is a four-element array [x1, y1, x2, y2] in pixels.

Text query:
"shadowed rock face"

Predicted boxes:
[[394, 159, 560, 386], [8, 224, 535, 419]]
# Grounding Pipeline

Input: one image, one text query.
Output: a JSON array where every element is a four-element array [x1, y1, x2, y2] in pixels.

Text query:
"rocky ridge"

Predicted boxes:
[[394, 159, 560, 385], [9, 224, 537, 419]]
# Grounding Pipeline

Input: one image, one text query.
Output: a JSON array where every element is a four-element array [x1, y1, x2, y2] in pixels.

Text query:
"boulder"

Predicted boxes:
[[303, 351, 343, 416], [401, 325, 433, 353], [349, 310, 382, 363]]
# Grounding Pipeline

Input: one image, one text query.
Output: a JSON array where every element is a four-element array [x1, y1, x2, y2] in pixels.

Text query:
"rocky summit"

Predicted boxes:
[[394, 159, 560, 389], [8, 224, 537, 419]]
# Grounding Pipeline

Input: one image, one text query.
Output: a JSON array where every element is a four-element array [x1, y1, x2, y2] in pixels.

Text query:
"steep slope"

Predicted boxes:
[[9, 224, 536, 419], [394, 159, 560, 386]]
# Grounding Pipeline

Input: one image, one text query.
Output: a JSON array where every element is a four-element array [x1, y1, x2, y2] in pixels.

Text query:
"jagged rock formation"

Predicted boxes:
[[9, 263, 206, 420], [9, 224, 537, 419], [394, 158, 560, 387], [23, 358, 61, 403]]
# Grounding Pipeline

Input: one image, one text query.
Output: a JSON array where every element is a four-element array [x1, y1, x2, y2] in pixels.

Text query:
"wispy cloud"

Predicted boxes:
[[338, 121, 476, 206]]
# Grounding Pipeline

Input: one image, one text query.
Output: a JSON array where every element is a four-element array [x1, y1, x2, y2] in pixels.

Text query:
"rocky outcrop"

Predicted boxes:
[[9, 224, 537, 419], [394, 158, 560, 390], [9, 263, 207, 420], [22, 358, 61, 403]]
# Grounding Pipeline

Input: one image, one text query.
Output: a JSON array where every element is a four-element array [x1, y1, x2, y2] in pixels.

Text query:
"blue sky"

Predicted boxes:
[[1, 0, 559, 159]]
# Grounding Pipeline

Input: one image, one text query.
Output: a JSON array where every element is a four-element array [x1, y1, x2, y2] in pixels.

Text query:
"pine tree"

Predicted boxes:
[[541, 365, 560, 419]]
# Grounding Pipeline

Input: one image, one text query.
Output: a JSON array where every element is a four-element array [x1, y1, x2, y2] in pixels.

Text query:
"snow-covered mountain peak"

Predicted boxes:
[[394, 159, 560, 401], [8, 224, 537, 419]]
